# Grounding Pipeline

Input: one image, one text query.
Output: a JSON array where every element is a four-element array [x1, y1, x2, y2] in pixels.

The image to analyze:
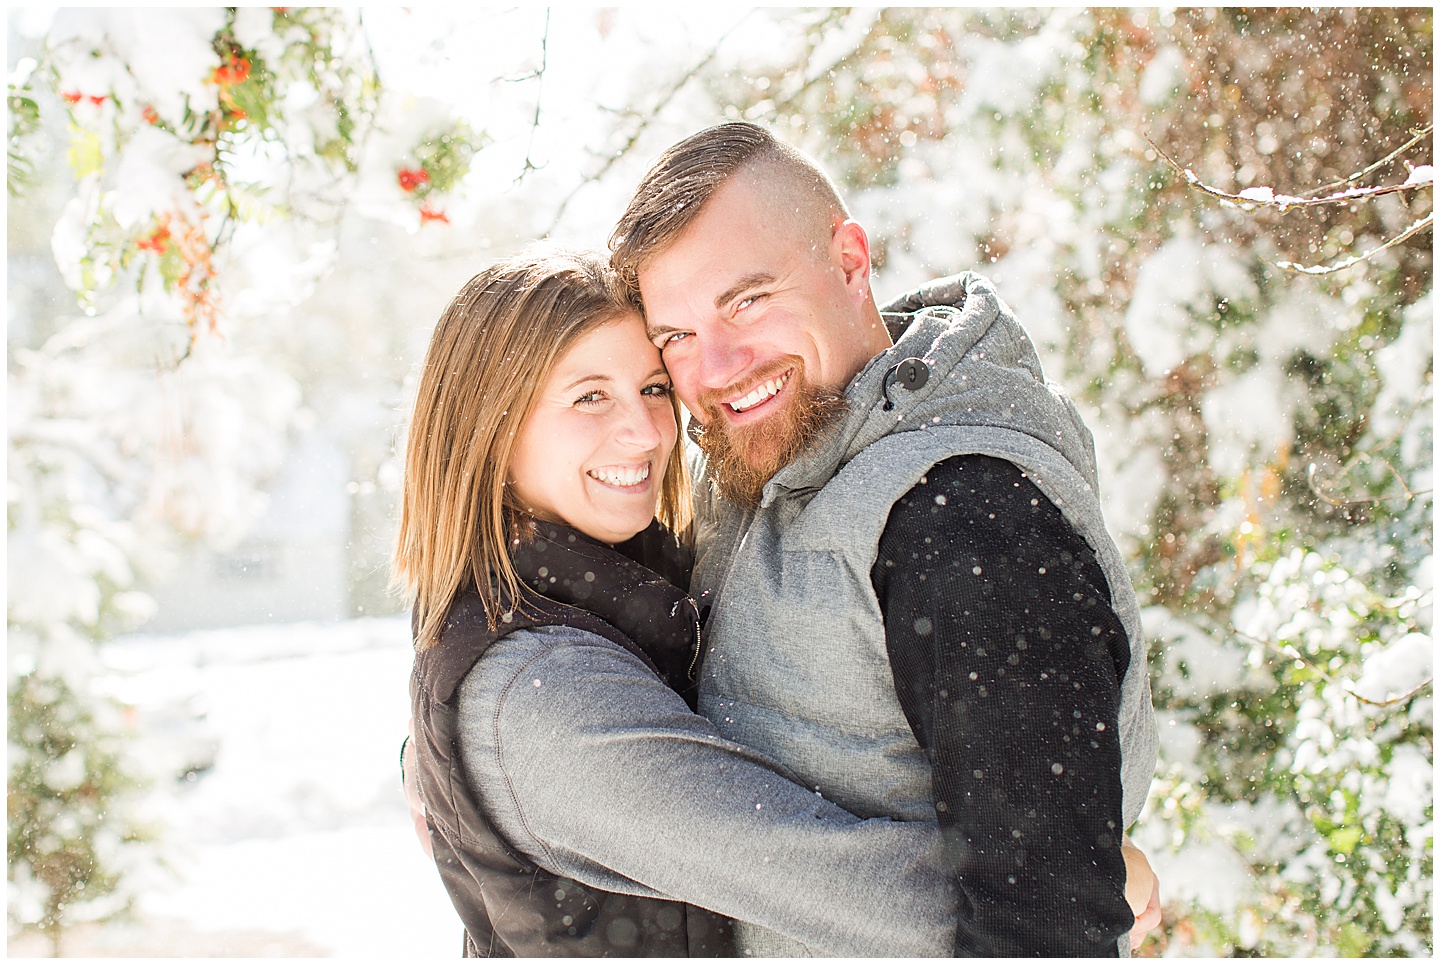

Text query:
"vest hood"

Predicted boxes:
[[760, 272, 1100, 509]]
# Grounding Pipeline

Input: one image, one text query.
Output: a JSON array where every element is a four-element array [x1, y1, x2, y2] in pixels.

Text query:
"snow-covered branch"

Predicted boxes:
[[1297, 123, 1435, 199], [1231, 628, 1433, 709], [1145, 128, 1433, 275], [1275, 213, 1433, 276], [1145, 134, 1433, 212]]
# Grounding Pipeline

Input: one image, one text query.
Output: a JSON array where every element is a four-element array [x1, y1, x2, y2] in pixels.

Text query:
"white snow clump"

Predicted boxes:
[[1138, 44, 1188, 106], [1368, 292, 1433, 440], [111, 126, 213, 228], [1201, 365, 1296, 478], [1122, 234, 1257, 376], [49, 8, 225, 122], [1352, 632, 1432, 704]]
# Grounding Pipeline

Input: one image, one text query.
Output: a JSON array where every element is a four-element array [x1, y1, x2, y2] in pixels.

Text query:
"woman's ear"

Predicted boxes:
[[830, 218, 872, 294]]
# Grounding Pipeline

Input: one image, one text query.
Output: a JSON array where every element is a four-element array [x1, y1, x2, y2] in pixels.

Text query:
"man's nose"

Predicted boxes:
[[696, 336, 753, 392]]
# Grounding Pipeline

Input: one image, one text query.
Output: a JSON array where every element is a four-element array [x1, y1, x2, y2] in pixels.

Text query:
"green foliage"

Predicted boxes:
[[390, 120, 487, 222], [7, 668, 148, 954], [409, 122, 488, 197], [1146, 540, 1433, 955], [41, 7, 386, 334], [7, 83, 42, 195]]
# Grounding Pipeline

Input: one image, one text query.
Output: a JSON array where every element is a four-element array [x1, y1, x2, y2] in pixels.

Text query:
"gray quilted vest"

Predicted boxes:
[[691, 272, 1157, 957]]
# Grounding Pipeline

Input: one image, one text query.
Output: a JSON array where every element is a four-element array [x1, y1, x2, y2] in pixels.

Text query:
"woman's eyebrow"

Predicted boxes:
[[561, 373, 612, 391]]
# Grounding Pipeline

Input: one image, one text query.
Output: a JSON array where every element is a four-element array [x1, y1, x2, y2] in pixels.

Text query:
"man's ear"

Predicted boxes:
[[830, 218, 872, 294]]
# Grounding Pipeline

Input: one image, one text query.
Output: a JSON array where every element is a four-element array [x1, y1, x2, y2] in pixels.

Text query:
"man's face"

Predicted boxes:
[[637, 174, 882, 501]]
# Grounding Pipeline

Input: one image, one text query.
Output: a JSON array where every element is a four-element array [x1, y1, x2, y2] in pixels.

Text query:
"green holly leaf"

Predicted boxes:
[[67, 127, 103, 179], [226, 78, 271, 130], [1328, 826, 1362, 854], [226, 181, 286, 224]]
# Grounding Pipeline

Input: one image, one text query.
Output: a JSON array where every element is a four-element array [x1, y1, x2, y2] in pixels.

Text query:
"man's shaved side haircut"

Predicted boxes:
[[609, 121, 849, 296]]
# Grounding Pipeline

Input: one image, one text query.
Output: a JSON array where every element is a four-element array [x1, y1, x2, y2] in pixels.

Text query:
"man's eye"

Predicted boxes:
[[735, 293, 764, 312], [661, 332, 692, 347]]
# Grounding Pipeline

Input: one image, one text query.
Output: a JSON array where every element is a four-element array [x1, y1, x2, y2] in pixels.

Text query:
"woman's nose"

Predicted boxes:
[[614, 398, 664, 449]]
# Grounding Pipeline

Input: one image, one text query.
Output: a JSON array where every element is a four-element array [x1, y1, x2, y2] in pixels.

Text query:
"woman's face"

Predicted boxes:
[[509, 313, 678, 545]]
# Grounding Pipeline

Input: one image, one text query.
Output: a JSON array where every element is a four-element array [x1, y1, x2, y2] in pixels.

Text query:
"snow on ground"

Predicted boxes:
[[66, 617, 463, 957]]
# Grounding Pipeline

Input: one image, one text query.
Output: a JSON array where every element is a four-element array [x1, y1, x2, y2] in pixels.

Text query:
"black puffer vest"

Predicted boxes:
[[410, 520, 734, 957]]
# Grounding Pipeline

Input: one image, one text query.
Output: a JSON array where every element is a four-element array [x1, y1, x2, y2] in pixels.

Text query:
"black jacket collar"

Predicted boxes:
[[510, 519, 701, 698]]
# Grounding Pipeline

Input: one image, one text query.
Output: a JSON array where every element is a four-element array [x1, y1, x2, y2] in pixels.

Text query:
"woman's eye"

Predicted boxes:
[[642, 382, 672, 397], [575, 390, 603, 405]]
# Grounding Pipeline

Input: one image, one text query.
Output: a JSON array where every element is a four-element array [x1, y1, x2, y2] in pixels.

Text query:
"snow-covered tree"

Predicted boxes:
[[6, 8, 479, 944]]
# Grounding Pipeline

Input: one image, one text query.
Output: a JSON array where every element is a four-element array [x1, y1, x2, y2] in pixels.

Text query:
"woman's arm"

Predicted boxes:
[[457, 625, 956, 958]]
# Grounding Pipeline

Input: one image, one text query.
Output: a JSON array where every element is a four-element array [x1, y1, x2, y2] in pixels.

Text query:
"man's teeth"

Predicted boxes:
[[588, 464, 650, 487], [729, 372, 790, 412]]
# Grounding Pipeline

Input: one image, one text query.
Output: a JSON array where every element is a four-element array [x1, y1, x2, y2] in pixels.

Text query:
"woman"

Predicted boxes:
[[394, 248, 958, 957], [395, 248, 1158, 957]]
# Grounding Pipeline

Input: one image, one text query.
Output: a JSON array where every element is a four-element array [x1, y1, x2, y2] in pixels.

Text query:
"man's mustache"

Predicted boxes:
[[691, 358, 847, 509], [694, 356, 803, 421]]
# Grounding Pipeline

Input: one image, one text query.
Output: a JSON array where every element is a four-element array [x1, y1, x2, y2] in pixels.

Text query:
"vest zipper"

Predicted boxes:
[[685, 598, 703, 682]]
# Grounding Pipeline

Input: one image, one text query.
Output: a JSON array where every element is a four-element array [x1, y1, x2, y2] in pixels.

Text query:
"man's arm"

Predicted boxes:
[[873, 454, 1134, 957]]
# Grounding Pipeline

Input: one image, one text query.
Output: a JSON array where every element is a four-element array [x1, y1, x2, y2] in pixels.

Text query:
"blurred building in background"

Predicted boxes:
[[140, 430, 352, 632]]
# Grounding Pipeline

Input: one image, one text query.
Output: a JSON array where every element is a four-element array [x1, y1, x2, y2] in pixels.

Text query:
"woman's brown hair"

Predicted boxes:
[[393, 247, 691, 650]]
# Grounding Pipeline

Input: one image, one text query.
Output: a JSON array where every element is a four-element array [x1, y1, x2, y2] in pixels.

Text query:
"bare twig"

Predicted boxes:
[[1145, 134, 1433, 210], [1232, 629, 1433, 708], [1278, 214, 1434, 276], [1274, 213, 1433, 275], [1307, 456, 1431, 507], [341, 9, 387, 248], [770, 13, 889, 117], [542, 14, 751, 236], [1297, 123, 1433, 199], [514, 8, 550, 184], [1305, 389, 1433, 506]]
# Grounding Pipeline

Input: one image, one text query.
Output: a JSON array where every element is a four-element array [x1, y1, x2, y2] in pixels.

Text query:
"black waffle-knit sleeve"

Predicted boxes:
[[873, 454, 1134, 957]]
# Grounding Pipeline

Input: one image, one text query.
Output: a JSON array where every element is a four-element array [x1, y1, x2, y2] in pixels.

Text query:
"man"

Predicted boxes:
[[609, 121, 1160, 956]]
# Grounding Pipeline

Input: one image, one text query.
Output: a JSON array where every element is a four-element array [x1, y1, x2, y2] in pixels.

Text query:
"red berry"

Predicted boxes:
[[398, 167, 430, 193]]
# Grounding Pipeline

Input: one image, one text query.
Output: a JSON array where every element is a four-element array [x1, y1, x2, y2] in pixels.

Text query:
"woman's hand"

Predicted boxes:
[[404, 719, 433, 859], [1122, 836, 1161, 950]]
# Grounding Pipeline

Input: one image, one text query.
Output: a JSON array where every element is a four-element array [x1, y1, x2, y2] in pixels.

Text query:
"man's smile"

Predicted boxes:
[[724, 368, 793, 416]]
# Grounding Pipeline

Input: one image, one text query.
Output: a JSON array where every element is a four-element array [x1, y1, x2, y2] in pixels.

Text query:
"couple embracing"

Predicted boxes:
[[396, 122, 1162, 957]]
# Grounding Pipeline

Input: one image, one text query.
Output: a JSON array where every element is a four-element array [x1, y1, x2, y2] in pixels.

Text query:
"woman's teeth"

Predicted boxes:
[[588, 464, 650, 487], [730, 372, 789, 412]]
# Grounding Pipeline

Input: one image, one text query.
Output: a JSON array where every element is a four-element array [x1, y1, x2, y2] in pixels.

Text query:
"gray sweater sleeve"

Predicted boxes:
[[457, 625, 956, 958]]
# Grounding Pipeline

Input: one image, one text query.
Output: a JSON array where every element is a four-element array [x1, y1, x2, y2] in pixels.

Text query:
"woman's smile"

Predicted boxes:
[[587, 462, 653, 489]]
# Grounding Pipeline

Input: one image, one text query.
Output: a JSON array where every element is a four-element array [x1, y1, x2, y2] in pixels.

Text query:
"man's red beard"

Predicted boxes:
[[693, 357, 847, 508]]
